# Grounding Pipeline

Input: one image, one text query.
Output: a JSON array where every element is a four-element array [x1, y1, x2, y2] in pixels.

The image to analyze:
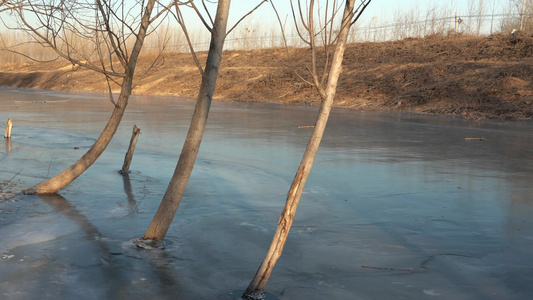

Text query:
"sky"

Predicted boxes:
[[0, 0, 513, 32], [163, 0, 513, 45], [0, 0, 517, 46], [220, 0, 511, 29]]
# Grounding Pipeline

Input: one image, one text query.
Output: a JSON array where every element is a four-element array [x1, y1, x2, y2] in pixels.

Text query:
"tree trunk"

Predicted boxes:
[[121, 125, 141, 174], [140, 0, 231, 243], [25, 0, 156, 194], [243, 1, 358, 298], [29, 80, 131, 194], [4, 118, 12, 138]]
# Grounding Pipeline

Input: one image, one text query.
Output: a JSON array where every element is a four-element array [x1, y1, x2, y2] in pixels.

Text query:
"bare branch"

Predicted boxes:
[[95, 0, 128, 69], [351, 0, 372, 26], [201, 0, 214, 26], [131, 28, 169, 91], [185, 0, 212, 31], [307, 0, 321, 95], [12, 6, 127, 77], [269, 0, 289, 52], [290, 0, 310, 45], [150, 0, 174, 23], [173, 1, 204, 75], [226, 0, 267, 37], [0, 47, 59, 62]]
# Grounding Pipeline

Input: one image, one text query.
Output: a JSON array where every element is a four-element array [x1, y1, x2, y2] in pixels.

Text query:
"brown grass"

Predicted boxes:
[[0, 32, 532, 120]]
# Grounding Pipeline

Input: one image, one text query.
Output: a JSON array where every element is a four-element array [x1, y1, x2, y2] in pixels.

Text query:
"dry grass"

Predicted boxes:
[[1, 33, 531, 120]]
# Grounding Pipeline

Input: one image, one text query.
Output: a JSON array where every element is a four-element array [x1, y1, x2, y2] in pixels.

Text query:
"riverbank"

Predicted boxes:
[[1, 33, 532, 120]]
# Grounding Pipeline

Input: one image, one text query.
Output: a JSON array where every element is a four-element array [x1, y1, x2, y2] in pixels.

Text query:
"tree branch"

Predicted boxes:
[[225, 0, 267, 37]]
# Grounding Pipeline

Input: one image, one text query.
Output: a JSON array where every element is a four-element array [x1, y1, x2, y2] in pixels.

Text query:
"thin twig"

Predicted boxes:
[[6, 168, 23, 184], [226, 0, 268, 37], [270, 0, 289, 54], [39, 153, 57, 184], [173, 1, 204, 75]]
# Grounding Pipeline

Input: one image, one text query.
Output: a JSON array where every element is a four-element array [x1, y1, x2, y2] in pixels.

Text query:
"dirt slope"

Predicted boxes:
[[1, 33, 532, 120]]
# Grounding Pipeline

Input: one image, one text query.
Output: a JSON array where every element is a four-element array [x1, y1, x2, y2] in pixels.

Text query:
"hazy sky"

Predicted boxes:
[[0, 0, 514, 39], [221, 0, 510, 29], [0, 0, 512, 32]]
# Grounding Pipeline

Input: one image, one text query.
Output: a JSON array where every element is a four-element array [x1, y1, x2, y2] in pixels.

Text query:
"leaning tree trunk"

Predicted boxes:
[[140, 0, 231, 243], [243, 1, 358, 298], [26, 0, 156, 194], [29, 79, 131, 194]]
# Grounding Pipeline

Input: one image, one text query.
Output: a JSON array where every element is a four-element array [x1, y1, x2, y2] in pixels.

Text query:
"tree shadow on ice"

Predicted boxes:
[[121, 172, 138, 214], [38, 193, 184, 297], [4, 137, 11, 153], [39, 193, 103, 239]]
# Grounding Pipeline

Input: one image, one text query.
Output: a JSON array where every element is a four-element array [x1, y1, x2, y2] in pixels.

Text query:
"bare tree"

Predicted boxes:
[[138, 0, 267, 245], [501, 0, 532, 33], [243, 0, 372, 298], [518, 0, 532, 31], [0, 0, 164, 193], [475, 0, 487, 35]]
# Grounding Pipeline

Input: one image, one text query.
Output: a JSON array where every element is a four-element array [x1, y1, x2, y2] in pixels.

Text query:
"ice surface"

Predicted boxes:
[[1, 87, 533, 299], [0, 215, 78, 254]]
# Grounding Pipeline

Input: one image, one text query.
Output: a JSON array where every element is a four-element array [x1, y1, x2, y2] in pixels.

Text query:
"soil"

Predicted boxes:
[[1, 33, 532, 120]]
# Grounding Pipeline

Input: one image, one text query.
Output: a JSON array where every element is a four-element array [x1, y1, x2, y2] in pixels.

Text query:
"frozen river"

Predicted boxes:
[[1, 87, 533, 299]]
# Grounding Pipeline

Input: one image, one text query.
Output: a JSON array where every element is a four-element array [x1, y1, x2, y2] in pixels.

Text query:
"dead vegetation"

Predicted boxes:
[[0, 180, 17, 202], [0, 32, 532, 120]]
